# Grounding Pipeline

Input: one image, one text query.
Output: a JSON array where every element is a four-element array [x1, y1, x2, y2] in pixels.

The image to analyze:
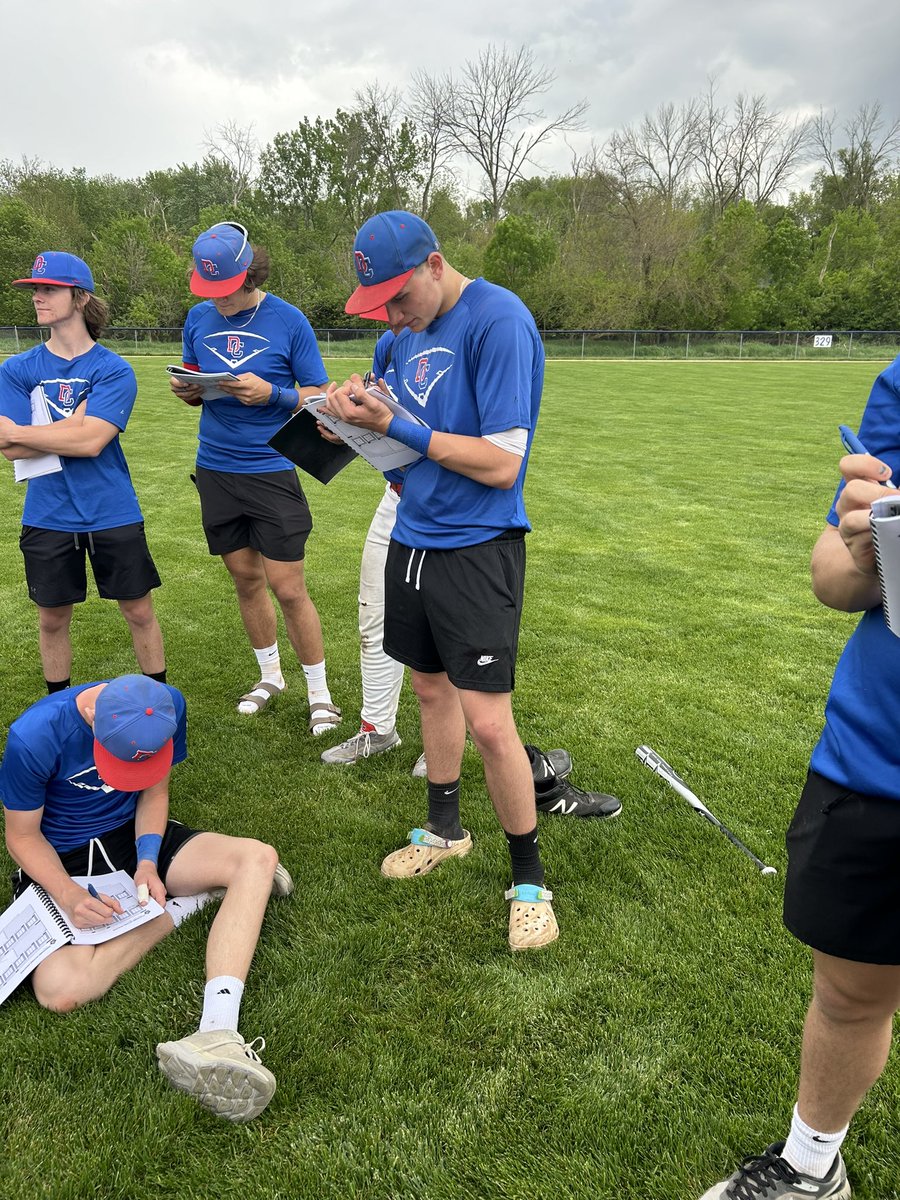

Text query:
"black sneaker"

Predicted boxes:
[[699, 1142, 850, 1199], [526, 744, 572, 783]]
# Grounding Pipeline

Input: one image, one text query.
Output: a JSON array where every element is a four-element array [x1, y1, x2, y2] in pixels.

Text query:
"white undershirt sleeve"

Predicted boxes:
[[483, 428, 528, 457]]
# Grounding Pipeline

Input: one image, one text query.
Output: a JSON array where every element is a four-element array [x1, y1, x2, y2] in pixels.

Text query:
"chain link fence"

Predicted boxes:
[[3, 326, 900, 361]]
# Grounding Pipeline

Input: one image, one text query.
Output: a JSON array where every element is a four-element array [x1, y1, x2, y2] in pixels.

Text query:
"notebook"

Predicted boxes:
[[0, 871, 165, 1005], [869, 495, 900, 636]]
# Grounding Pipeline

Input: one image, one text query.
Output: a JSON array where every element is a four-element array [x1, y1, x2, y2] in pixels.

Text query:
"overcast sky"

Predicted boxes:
[[5, 0, 900, 187]]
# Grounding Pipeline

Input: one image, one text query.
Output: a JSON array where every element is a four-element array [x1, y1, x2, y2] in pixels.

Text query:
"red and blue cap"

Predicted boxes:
[[190, 222, 253, 297], [12, 252, 95, 292], [92, 675, 177, 792], [345, 211, 440, 321]]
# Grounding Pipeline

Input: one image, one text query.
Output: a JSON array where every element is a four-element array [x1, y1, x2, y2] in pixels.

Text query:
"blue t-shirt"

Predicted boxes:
[[183, 293, 328, 473], [0, 343, 143, 531], [0, 683, 188, 853], [380, 278, 544, 549], [809, 354, 900, 799]]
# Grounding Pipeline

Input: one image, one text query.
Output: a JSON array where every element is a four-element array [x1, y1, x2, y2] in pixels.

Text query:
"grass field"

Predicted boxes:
[[0, 359, 897, 1199]]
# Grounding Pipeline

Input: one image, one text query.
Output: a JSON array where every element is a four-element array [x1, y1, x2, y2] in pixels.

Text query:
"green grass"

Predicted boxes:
[[1, 359, 898, 1199]]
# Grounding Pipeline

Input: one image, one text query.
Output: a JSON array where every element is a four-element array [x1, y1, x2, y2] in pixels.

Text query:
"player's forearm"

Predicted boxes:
[[1, 444, 45, 460], [5, 828, 83, 910], [425, 432, 523, 488], [811, 526, 882, 612], [134, 780, 170, 847], [10, 421, 111, 458]]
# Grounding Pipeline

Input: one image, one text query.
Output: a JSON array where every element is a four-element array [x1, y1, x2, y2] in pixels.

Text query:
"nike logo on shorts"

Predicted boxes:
[[477, 655, 498, 666]]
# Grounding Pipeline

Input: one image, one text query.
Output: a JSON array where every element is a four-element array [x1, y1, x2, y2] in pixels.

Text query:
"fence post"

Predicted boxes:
[[848, 332, 854, 359], [685, 332, 690, 359], [739, 331, 743, 360], [632, 331, 637, 359], [14, 326, 20, 352], [794, 332, 800, 359], [581, 331, 585, 360]]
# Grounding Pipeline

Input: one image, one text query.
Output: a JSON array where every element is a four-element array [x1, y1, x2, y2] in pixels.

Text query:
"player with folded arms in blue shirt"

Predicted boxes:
[[0, 252, 166, 694]]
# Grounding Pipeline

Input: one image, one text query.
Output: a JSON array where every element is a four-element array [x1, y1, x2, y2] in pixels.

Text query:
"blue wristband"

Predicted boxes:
[[386, 416, 432, 458], [136, 833, 162, 865], [270, 384, 298, 412]]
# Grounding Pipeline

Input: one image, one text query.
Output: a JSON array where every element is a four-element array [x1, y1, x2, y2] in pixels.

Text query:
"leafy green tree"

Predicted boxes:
[[483, 215, 555, 294]]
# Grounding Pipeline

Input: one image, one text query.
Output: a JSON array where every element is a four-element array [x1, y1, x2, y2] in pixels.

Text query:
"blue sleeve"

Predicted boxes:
[[0, 357, 33, 424], [182, 307, 198, 368], [471, 315, 537, 435], [373, 331, 395, 378], [289, 312, 327, 387], [167, 686, 188, 767], [827, 357, 900, 526], [84, 354, 138, 432], [0, 728, 53, 813]]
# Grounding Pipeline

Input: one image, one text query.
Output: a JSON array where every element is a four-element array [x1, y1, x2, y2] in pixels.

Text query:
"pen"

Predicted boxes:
[[87, 882, 101, 899], [838, 425, 898, 488], [363, 371, 373, 388]]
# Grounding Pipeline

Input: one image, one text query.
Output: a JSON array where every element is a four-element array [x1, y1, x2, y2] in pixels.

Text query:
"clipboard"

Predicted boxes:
[[267, 408, 358, 484]]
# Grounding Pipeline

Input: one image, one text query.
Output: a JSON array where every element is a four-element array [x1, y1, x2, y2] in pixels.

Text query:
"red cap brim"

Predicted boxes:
[[190, 268, 249, 298], [12, 278, 78, 288], [93, 736, 174, 792], [345, 268, 414, 317]]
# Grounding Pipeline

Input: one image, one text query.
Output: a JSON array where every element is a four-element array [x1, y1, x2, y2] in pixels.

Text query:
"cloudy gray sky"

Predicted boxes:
[[5, 0, 900, 184]]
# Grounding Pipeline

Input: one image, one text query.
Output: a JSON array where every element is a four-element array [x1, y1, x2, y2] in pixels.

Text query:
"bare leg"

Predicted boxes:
[[797, 951, 900, 1131], [459, 689, 535, 834], [222, 548, 278, 650], [37, 604, 74, 682], [31, 914, 175, 1012], [263, 556, 325, 666], [411, 670, 466, 782], [163, 832, 278, 984], [118, 593, 166, 675]]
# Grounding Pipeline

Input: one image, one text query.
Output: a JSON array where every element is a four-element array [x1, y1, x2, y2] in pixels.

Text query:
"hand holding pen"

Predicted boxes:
[[838, 425, 897, 488]]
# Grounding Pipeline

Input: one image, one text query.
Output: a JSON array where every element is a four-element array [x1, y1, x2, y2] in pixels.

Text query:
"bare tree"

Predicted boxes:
[[694, 83, 809, 213], [810, 102, 900, 210], [440, 44, 587, 220], [604, 101, 700, 207], [202, 120, 258, 209], [405, 70, 458, 218]]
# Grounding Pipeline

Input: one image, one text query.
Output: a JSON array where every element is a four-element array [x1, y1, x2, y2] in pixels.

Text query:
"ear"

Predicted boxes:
[[82, 704, 95, 729], [427, 253, 444, 281]]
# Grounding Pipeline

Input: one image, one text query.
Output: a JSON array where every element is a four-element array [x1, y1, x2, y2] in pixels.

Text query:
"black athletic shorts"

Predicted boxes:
[[20, 523, 161, 608], [11, 817, 203, 901], [784, 769, 900, 965], [383, 531, 526, 692], [194, 466, 312, 560]]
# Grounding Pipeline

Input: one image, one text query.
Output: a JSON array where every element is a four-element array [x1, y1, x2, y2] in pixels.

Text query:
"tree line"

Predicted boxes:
[[2, 45, 900, 332]]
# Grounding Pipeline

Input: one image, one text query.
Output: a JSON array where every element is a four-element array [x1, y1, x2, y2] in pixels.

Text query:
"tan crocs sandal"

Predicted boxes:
[[506, 884, 559, 950], [237, 680, 284, 716], [381, 827, 473, 878], [309, 701, 342, 736]]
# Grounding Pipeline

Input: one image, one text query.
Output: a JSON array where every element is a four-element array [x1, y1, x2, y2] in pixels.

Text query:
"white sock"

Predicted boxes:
[[303, 660, 331, 706], [782, 1104, 848, 1179], [254, 643, 284, 687], [198, 975, 245, 1033], [164, 891, 218, 928]]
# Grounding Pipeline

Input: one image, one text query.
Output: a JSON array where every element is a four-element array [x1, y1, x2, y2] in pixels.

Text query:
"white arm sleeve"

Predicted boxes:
[[483, 428, 528, 458]]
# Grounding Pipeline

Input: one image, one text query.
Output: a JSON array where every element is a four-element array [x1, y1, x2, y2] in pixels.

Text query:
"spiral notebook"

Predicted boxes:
[[870, 495, 900, 637], [0, 871, 165, 1005]]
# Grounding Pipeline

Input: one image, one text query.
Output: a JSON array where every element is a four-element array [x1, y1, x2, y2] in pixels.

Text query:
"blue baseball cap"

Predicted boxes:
[[190, 222, 253, 297], [345, 211, 440, 320], [92, 675, 177, 792], [12, 252, 94, 292]]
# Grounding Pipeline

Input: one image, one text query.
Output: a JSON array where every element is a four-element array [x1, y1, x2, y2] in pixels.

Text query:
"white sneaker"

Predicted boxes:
[[320, 726, 401, 765], [411, 752, 427, 778], [271, 862, 293, 897], [155, 1029, 276, 1122]]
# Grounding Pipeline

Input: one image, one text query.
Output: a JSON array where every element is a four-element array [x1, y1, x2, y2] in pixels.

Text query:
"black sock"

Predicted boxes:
[[426, 779, 464, 840], [46, 677, 70, 694], [144, 669, 167, 684], [505, 826, 544, 887]]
